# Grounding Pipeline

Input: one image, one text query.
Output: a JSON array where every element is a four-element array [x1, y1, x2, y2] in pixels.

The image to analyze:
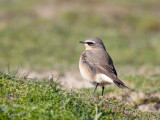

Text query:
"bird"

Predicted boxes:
[[79, 37, 128, 96]]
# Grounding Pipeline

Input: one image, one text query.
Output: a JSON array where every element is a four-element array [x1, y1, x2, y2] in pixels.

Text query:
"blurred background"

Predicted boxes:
[[0, 0, 160, 112]]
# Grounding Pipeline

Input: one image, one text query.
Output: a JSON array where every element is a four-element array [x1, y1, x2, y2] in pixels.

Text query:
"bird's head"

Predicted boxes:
[[79, 37, 106, 50]]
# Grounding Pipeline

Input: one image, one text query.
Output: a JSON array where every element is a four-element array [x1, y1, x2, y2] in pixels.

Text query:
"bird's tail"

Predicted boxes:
[[113, 78, 129, 89]]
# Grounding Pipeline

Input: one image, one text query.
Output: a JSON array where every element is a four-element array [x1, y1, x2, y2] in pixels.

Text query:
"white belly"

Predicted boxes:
[[95, 73, 113, 85]]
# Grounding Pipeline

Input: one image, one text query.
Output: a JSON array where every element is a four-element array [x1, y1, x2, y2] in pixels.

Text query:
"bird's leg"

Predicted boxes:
[[102, 86, 105, 96], [93, 83, 99, 94]]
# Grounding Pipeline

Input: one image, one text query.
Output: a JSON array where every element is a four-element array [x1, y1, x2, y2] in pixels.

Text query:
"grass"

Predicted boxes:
[[0, 0, 160, 71], [1, 72, 160, 120]]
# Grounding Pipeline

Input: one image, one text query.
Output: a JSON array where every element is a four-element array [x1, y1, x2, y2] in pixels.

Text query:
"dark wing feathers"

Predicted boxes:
[[95, 64, 128, 89], [84, 51, 128, 89]]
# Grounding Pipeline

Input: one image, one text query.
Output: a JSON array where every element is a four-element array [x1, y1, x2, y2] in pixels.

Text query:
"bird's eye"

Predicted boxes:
[[87, 42, 94, 46]]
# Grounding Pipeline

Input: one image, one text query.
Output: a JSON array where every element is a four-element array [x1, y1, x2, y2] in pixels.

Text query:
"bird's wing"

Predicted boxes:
[[107, 54, 118, 76], [94, 63, 128, 88], [84, 51, 128, 89], [86, 50, 118, 76]]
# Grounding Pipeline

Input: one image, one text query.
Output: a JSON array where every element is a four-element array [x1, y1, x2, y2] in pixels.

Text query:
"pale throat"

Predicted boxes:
[[85, 46, 95, 50]]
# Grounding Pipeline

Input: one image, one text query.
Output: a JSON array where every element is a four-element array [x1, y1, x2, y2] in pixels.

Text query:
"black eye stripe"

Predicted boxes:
[[87, 42, 94, 45]]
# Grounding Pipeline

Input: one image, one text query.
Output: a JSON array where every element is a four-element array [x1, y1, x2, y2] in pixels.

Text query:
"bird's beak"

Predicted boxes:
[[79, 41, 86, 44]]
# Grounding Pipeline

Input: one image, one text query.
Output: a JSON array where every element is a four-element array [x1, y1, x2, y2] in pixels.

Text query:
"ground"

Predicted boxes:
[[1, 72, 160, 119]]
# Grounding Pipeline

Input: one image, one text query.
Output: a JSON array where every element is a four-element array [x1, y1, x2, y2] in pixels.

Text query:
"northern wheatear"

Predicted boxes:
[[79, 37, 128, 96]]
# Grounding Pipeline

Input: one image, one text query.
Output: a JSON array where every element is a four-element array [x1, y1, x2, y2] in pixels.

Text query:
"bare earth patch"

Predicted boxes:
[[18, 68, 93, 89]]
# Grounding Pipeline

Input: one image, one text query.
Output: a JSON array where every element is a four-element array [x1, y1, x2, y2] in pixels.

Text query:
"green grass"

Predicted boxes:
[[0, 0, 160, 71], [1, 72, 160, 120]]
